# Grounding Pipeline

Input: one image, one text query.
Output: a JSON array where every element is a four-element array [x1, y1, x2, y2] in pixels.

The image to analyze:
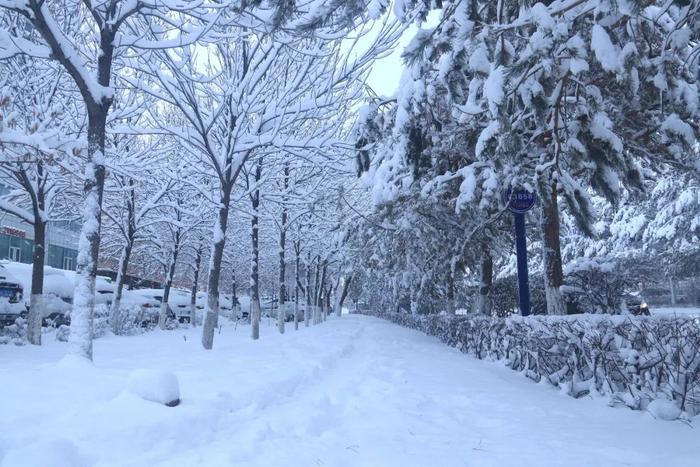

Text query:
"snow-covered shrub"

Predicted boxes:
[[92, 304, 111, 338], [489, 276, 519, 317], [563, 257, 653, 314], [55, 325, 70, 342], [364, 311, 700, 417], [111, 305, 152, 336], [126, 369, 180, 406], [494, 257, 659, 315], [0, 317, 26, 345], [491, 274, 547, 316]]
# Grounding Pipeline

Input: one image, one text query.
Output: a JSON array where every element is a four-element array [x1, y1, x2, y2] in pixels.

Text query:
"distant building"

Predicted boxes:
[[0, 212, 79, 271]]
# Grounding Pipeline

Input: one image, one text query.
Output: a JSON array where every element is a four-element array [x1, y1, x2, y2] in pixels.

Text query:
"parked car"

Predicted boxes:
[[121, 288, 175, 326], [0, 261, 118, 327], [195, 292, 249, 320], [166, 288, 195, 323], [0, 264, 25, 326], [622, 292, 650, 316], [39, 268, 74, 326]]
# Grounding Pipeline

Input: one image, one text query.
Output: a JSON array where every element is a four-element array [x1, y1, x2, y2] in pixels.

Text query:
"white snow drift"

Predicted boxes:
[[0, 315, 697, 467]]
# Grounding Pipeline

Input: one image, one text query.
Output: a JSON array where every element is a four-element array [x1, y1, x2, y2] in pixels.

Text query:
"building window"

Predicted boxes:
[[9, 246, 20, 262], [62, 256, 74, 271]]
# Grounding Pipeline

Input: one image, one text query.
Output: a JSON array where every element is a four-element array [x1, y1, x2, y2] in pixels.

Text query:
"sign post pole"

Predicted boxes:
[[513, 211, 530, 317], [503, 188, 537, 317]]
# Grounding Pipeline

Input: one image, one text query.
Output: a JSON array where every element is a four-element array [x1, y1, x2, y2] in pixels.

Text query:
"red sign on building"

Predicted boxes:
[[2, 226, 26, 238]]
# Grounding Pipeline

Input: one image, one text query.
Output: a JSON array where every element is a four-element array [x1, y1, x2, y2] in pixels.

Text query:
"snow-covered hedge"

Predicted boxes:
[[363, 311, 700, 418]]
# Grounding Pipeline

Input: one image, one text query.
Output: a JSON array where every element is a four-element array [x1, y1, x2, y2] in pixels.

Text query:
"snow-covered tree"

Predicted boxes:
[[0, 56, 81, 344], [357, 0, 700, 315]]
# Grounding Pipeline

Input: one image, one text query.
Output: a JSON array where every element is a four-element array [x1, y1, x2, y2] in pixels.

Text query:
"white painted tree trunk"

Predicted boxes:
[[305, 253, 312, 327], [446, 297, 456, 315], [251, 298, 261, 340], [109, 245, 130, 334], [334, 277, 345, 317], [202, 192, 231, 349], [294, 300, 299, 331], [669, 276, 677, 306], [545, 285, 566, 315], [277, 302, 286, 333], [334, 293, 342, 317], [27, 218, 46, 345], [69, 154, 105, 361], [541, 180, 566, 316], [27, 294, 44, 345]]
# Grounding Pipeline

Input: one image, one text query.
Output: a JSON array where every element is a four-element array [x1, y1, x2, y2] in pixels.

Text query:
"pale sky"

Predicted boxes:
[[366, 12, 441, 98]]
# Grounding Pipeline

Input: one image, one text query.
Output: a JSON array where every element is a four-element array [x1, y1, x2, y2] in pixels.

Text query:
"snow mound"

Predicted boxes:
[[54, 353, 94, 370], [0, 439, 90, 467], [126, 369, 180, 407], [647, 399, 681, 421]]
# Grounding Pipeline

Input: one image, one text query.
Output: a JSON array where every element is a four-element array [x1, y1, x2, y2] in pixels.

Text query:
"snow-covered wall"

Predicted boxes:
[[362, 311, 700, 418]]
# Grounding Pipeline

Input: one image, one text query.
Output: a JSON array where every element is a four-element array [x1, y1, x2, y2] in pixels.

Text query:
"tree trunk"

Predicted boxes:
[[669, 275, 677, 306], [315, 260, 327, 324], [410, 281, 419, 315], [37, 13, 115, 360], [201, 191, 231, 349], [474, 250, 493, 315], [27, 219, 46, 345], [305, 252, 311, 327], [541, 181, 565, 315], [324, 285, 332, 321], [231, 274, 239, 320], [313, 262, 320, 324], [334, 275, 350, 317], [69, 110, 107, 361], [232, 275, 237, 304], [277, 221, 287, 333], [109, 241, 133, 334], [111, 181, 136, 333], [337, 275, 351, 316], [251, 160, 262, 340], [294, 241, 300, 331], [446, 274, 456, 315], [190, 244, 202, 327], [276, 164, 289, 333], [159, 228, 180, 330]]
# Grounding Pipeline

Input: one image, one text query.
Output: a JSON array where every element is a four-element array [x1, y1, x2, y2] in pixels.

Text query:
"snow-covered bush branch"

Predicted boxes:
[[365, 310, 700, 418]]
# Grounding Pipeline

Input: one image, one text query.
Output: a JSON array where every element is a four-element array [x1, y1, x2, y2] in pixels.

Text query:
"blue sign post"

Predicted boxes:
[[504, 188, 537, 317]]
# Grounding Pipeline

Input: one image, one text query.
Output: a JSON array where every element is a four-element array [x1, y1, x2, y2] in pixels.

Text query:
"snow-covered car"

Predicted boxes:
[[121, 288, 175, 326], [0, 265, 25, 326], [95, 276, 115, 306], [39, 267, 74, 326], [275, 302, 304, 322], [0, 261, 72, 327], [195, 292, 248, 320], [622, 292, 650, 316], [282, 303, 305, 322], [166, 288, 195, 323], [37, 274, 115, 327], [0, 261, 117, 327], [235, 295, 250, 320]]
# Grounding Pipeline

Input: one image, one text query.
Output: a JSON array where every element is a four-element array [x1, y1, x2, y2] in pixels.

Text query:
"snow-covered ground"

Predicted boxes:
[[1, 315, 697, 467]]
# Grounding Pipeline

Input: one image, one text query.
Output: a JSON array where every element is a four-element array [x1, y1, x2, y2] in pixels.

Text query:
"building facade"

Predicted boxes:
[[0, 212, 79, 271]]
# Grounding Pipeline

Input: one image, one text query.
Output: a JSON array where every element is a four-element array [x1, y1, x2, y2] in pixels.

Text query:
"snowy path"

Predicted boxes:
[[1, 315, 698, 467]]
